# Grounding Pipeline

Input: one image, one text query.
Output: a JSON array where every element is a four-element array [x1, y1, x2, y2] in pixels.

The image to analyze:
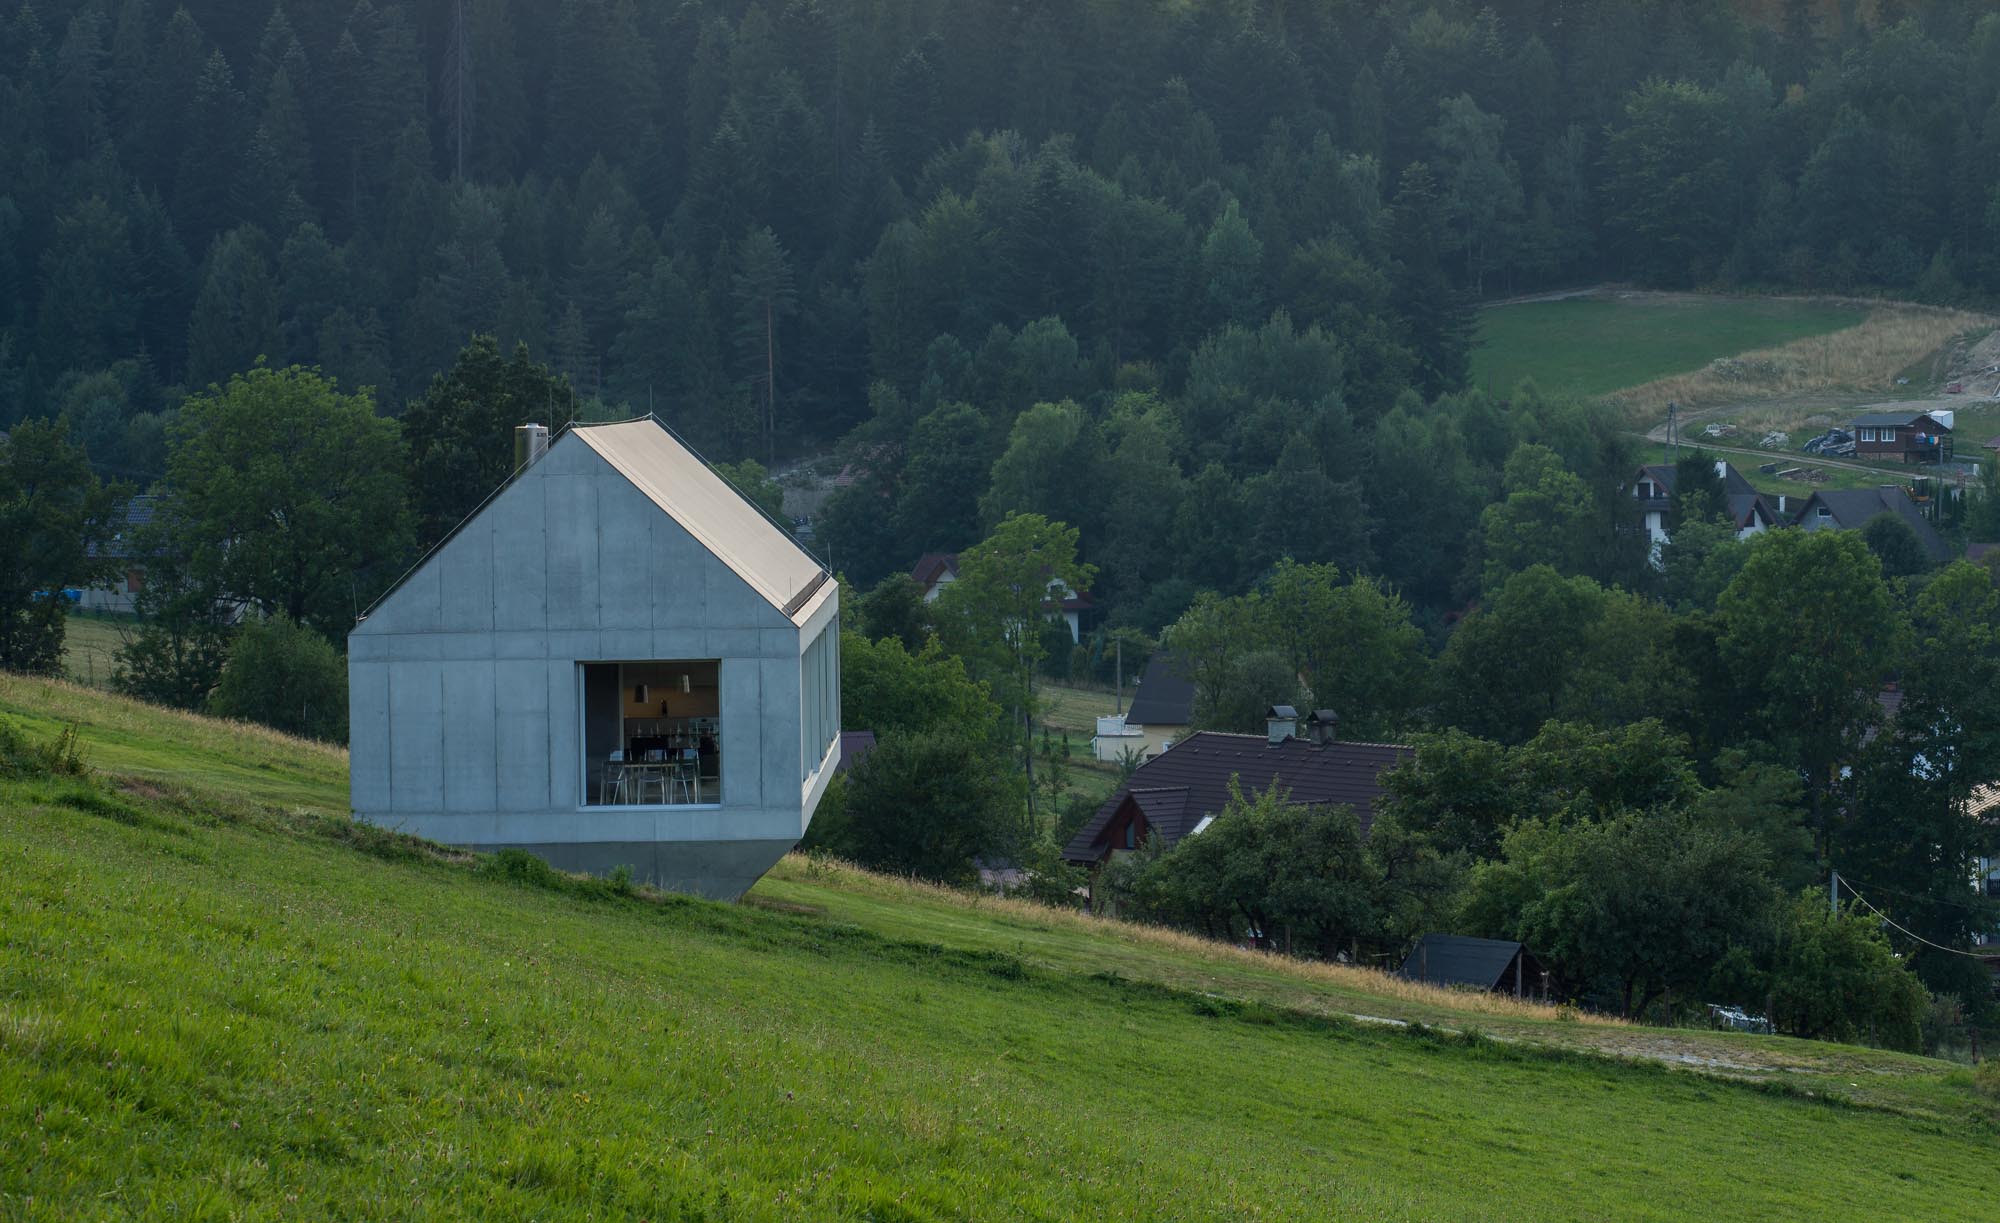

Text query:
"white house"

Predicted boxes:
[[1631, 460, 1777, 564], [348, 418, 839, 900]]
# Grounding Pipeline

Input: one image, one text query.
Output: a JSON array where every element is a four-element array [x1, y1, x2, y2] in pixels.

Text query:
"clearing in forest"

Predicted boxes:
[[1472, 291, 1868, 400]]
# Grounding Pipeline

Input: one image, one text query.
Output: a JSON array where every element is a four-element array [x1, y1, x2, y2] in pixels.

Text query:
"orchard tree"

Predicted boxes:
[[161, 366, 412, 643]]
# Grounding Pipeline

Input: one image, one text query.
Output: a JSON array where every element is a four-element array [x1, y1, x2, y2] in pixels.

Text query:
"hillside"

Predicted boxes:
[[3, 678, 1997, 1221]]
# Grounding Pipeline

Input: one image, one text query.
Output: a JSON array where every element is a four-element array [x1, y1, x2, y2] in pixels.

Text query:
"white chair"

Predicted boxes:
[[599, 750, 628, 805]]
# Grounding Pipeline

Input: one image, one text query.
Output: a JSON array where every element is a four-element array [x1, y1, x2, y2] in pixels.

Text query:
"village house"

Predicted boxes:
[[74, 494, 158, 614], [1090, 650, 1194, 763], [348, 418, 840, 900], [907, 551, 1095, 642], [1065, 707, 1413, 872], [1629, 460, 1778, 561], [1792, 485, 1953, 566], [1852, 410, 1953, 464]]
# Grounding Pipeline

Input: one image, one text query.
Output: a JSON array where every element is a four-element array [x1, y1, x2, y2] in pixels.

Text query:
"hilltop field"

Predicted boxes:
[[3, 676, 1998, 1222]]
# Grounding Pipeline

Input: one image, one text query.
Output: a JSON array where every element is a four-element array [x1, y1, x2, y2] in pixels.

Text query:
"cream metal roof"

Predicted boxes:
[[574, 419, 830, 626]]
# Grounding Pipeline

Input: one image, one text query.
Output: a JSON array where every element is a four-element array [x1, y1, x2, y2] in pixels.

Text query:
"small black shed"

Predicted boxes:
[[1400, 934, 1544, 998]]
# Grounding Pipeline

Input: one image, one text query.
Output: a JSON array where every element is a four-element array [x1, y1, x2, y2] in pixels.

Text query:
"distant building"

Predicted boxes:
[[1792, 485, 1953, 565], [75, 494, 158, 614], [907, 551, 1094, 642], [1064, 708, 1411, 870], [1400, 934, 1545, 998], [909, 553, 959, 603], [1091, 651, 1194, 763], [1629, 460, 1777, 563], [1852, 411, 1953, 464]]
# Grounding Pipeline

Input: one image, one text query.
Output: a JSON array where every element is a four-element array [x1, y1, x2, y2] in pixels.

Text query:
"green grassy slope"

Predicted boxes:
[[3, 679, 1997, 1221], [1473, 295, 1866, 398]]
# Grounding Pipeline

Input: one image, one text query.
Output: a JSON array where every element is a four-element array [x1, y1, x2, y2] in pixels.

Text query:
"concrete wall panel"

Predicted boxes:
[[437, 521, 495, 633], [442, 662, 498, 812], [544, 475, 599, 630], [487, 476, 550, 633], [720, 657, 763, 809], [388, 660, 445, 811], [546, 659, 581, 809], [596, 479, 654, 630], [348, 661, 392, 811], [759, 656, 801, 804], [495, 659, 549, 811]]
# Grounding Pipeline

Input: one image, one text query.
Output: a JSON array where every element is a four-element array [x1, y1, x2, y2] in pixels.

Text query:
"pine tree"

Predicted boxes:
[[185, 226, 279, 388], [37, 196, 138, 373], [731, 226, 796, 463], [172, 49, 247, 251], [548, 300, 596, 400], [276, 221, 348, 365], [50, 9, 108, 162], [1199, 198, 1266, 331], [566, 206, 627, 355], [136, 5, 206, 187]]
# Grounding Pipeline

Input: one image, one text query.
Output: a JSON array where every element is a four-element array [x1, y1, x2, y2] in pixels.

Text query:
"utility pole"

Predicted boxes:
[[1114, 636, 1123, 715], [1830, 867, 1840, 916]]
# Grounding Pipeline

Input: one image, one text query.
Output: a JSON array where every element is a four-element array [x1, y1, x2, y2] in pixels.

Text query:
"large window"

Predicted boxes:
[[581, 661, 721, 807], [801, 623, 839, 781]]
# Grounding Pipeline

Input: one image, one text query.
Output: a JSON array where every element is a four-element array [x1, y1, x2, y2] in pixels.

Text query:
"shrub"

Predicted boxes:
[[0, 718, 87, 779], [1767, 893, 1928, 1052], [206, 614, 348, 742]]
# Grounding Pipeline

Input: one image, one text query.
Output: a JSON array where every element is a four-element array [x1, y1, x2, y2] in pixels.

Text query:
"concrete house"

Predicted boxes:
[[348, 418, 840, 900]]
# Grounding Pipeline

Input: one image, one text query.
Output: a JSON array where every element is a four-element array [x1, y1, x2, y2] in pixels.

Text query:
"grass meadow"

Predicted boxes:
[[4, 680, 2000, 1220], [1472, 294, 1867, 399]]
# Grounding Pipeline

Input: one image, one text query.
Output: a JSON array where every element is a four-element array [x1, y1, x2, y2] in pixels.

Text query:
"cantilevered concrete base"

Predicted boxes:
[[459, 838, 797, 902]]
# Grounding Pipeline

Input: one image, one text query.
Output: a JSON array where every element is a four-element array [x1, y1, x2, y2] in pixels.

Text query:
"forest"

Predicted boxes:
[[6, 0, 2000, 1035], [6, 0, 2000, 618]]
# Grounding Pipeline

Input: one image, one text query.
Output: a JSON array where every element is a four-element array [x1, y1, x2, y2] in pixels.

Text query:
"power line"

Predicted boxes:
[[1839, 877, 1996, 960]]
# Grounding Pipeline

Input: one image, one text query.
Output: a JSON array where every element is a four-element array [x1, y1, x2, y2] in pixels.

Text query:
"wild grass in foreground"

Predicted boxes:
[[2, 685, 1998, 1220], [5, 775, 1998, 1222]]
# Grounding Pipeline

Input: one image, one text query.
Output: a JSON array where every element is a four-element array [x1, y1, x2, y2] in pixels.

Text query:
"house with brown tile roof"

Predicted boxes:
[[1062, 710, 1413, 868]]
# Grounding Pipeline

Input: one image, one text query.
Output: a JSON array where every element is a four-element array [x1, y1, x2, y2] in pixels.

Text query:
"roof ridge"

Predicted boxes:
[[1177, 730, 1413, 751]]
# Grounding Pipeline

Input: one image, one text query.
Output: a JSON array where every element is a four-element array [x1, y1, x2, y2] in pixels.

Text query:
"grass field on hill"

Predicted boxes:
[[4, 678, 1999, 1221], [1472, 294, 1867, 398]]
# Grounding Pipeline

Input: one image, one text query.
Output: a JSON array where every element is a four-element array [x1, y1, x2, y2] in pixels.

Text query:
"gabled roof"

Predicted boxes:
[[1063, 731, 1413, 862], [836, 730, 877, 773], [88, 493, 159, 560], [1853, 411, 1949, 430], [1794, 486, 1952, 563], [576, 420, 829, 622], [362, 417, 830, 628], [1633, 463, 1771, 531], [1399, 934, 1530, 991], [1125, 652, 1195, 727], [910, 552, 959, 586]]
